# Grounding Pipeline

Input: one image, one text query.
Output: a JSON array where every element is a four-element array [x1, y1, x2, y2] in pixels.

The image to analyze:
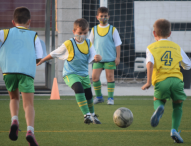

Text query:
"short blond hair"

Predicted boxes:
[[73, 18, 89, 31], [153, 19, 171, 37]]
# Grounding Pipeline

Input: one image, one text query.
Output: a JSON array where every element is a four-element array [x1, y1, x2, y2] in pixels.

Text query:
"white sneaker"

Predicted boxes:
[[92, 114, 101, 124], [84, 114, 93, 124], [93, 96, 104, 104], [107, 98, 114, 105]]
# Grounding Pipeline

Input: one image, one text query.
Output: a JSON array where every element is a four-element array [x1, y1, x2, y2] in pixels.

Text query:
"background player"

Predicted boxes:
[[89, 7, 122, 105], [37, 18, 102, 124], [142, 19, 191, 143], [0, 7, 43, 146]]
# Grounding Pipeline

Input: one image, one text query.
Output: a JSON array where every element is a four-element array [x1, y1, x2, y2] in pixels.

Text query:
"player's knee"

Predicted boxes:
[[173, 100, 183, 104], [92, 75, 99, 82], [84, 88, 93, 100], [106, 74, 114, 81], [72, 82, 84, 93]]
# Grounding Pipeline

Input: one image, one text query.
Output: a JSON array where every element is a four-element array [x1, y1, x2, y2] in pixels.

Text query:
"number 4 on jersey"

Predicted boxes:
[[161, 51, 173, 66]]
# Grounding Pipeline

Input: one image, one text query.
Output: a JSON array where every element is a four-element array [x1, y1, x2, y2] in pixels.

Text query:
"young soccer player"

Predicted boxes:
[[89, 7, 122, 105], [0, 7, 43, 146], [142, 19, 191, 143], [37, 18, 102, 124]]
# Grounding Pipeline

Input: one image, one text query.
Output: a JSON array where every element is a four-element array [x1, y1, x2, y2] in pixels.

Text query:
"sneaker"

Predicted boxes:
[[93, 96, 104, 104], [171, 129, 183, 143], [150, 105, 164, 127], [84, 114, 93, 124], [92, 114, 101, 124], [9, 119, 19, 141], [107, 98, 114, 105], [26, 130, 39, 146]]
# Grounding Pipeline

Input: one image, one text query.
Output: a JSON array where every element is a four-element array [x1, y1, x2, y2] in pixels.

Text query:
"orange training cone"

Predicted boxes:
[[50, 78, 60, 100]]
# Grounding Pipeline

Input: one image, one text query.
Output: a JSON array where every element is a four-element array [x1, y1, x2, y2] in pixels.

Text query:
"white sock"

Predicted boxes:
[[27, 126, 34, 134], [11, 116, 19, 124], [91, 113, 95, 116], [84, 113, 91, 117]]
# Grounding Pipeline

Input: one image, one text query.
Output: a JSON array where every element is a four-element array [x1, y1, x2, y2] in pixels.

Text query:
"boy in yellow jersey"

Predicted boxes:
[[37, 18, 102, 124], [89, 7, 122, 105], [0, 7, 43, 146], [142, 19, 191, 143]]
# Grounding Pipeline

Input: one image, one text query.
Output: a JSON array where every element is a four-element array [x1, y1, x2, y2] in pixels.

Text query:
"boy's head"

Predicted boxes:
[[73, 18, 89, 43], [153, 19, 171, 40], [96, 7, 110, 25], [12, 7, 31, 28]]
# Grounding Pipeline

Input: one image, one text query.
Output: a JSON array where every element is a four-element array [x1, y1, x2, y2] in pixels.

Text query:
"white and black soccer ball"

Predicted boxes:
[[113, 107, 133, 128]]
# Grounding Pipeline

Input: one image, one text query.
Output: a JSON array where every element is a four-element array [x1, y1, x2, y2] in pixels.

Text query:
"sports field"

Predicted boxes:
[[0, 96, 191, 146]]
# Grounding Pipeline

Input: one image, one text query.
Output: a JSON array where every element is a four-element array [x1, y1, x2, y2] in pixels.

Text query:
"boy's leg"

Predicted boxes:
[[105, 69, 115, 105], [3, 74, 20, 141], [92, 63, 104, 104], [64, 74, 92, 124], [8, 89, 20, 141]]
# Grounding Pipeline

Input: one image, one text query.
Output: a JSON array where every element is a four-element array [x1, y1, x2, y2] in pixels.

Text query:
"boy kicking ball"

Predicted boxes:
[[37, 18, 102, 124], [142, 19, 191, 143]]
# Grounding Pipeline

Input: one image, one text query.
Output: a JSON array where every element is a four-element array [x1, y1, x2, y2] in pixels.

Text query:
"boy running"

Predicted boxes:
[[0, 7, 43, 146], [142, 19, 191, 143], [37, 18, 102, 124], [89, 7, 122, 105]]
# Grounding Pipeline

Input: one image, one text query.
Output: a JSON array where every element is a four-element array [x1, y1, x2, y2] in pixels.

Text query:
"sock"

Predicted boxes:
[[154, 100, 165, 110], [93, 80, 102, 97], [172, 102, 183, 132], [87, 98, 94, 113], [75, 93, 90, 115], [27, 126, 34, 134], [84, 113, 91, 117], [11, 116, 19, 124], [107, 82, 115, 98]]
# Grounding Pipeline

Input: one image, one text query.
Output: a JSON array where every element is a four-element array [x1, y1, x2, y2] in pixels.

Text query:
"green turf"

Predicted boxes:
[[0, 96, 191, 146]]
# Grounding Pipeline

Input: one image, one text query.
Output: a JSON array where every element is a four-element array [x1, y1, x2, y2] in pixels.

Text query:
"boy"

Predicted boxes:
[[142, 19, 191, 143], [37, 18, 102, 124], [0, 7, 43, 146], [89, 7, 122, 105]]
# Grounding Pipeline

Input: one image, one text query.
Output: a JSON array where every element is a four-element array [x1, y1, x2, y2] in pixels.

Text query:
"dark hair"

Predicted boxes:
[[73, 18, 89, 31], [153, 19, 171, 37], [13, 7, 31, 24], [97, 7, 109, 15]]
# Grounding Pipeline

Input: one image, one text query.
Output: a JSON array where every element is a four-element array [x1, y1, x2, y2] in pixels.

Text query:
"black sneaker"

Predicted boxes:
[[84, 115, 93, 124], [92, 114, 101, 124]]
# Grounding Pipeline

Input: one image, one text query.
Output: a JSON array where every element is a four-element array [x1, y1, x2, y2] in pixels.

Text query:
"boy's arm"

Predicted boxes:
[[113, 28, 122, 66], [88, 43, 102, 63], [0, 30, 4, 42], [88, 28, 94, 44], [141, 62, 153, 90], [180, 48, 191, 70], [141, 48, 154, 90], [37, 42, 69, 66]]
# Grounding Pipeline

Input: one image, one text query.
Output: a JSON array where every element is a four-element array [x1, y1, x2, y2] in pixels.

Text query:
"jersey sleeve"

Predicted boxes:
[[35, 35, 43, 59], [180, 48, 191, 70], [0, 30, 4, 42], [146, 48, 154, 65], [50, 41, 69, 60], [88, 28, 94, 44], [88, 42, 96, 63], [112, 27, 122, 47]]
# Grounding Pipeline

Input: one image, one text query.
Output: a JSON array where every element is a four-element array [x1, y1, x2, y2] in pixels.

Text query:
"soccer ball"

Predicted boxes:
[[113, 107, 133, 128]]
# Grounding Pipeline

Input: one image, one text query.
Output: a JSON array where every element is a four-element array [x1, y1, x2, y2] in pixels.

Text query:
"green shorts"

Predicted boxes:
[[154, 77, 187, 101], [3, 74, 35, 93], [93, 61, 116, 70], [63, 74, 91, 89]]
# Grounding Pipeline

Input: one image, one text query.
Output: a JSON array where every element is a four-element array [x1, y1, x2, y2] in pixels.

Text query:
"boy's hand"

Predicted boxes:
[[94, 55, 102, 62], [141, 83, 151, 90], [115, 57, 120, 66], [36, 59, 44, 66]]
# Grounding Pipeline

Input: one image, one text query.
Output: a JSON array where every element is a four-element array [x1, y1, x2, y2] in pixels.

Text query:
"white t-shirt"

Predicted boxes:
[[146, 39, 191, 70], [50, 38, 96, 63], [0, 26, 43, 59], [89, 24, 122, 47]]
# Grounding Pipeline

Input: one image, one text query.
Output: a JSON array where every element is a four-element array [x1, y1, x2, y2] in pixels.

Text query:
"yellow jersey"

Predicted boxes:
[[147, 40, 183, 86]]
